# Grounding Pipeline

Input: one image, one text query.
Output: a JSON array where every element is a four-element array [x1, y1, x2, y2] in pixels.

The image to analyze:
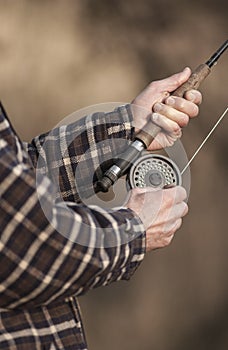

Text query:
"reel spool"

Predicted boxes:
[[127, 153, 182, 189]]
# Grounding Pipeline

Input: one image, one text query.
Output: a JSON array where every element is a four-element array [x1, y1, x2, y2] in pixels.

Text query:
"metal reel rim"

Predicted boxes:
[[128, 153, 182, 189]]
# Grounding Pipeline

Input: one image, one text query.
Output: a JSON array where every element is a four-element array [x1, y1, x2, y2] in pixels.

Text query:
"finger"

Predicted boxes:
[[157, 67, 191, 93], [153, 102, 189, 127], [130, 186, 160, 195], [165, 96, 199, 118], [151, 113, 182, 135], [168, 218, 183, 235], [163, 218, 183, 236], [169, 201, 188, 221], [184, 89, 202, 105], [156, 199, 188, 228], [150, 188, 187, 227], [164, 186, 187, 204], [175, 217, 183, 230]]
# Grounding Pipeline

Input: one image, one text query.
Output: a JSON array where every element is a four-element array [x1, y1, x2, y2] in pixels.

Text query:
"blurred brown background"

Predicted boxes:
[[0, 1, 227, 349]]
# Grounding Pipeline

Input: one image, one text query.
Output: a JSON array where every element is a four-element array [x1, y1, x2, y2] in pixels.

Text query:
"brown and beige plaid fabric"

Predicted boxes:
[[0, 102, 146, 349]]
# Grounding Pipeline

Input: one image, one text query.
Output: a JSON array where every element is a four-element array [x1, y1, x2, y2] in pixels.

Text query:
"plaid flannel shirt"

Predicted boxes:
[[0, 102, 146, 349]]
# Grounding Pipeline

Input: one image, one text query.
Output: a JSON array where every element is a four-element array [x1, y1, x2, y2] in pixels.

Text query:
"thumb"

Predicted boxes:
[[160, 67, 191, 93]]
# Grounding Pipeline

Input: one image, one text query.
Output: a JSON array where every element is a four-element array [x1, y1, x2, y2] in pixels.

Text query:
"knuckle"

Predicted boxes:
[[170, 218, 182, 233], [164, 235, 174, 246]]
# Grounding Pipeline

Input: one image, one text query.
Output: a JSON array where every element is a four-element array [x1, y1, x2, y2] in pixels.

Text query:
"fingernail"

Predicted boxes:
[[154, 103, 162, 112], [166, 97, 175, 105], [188, 92, 195, 101], [152, 113, 159, 122], [183, 67, 190, 73]]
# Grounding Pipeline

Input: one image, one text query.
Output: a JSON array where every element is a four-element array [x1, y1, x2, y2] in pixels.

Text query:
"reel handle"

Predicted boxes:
[[135, 63, 211, 148]]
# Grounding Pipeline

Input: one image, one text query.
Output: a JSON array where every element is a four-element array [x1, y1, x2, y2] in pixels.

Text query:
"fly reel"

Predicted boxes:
[[127, 153, 182, 189]]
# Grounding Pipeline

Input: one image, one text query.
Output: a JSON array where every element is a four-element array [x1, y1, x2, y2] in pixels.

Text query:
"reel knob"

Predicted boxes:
[[127, 153, 182, 189], [148, 171, 163, 187]]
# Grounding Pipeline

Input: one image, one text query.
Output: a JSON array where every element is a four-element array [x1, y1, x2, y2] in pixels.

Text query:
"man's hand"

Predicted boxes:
[[131, 67, 202, 150], [126, 186, 188, 251]]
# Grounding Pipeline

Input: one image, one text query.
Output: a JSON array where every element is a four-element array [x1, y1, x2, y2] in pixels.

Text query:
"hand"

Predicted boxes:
[[126, 186, 188, 251], [131, 67, 202, 150]]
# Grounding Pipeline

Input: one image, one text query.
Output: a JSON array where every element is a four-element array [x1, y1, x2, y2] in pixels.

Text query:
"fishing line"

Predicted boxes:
[[181, 106, 228, 175]]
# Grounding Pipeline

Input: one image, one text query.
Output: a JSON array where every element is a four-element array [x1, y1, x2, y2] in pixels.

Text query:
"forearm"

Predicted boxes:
[[0, 137, 145, 310], [24, 104, 134, 202]]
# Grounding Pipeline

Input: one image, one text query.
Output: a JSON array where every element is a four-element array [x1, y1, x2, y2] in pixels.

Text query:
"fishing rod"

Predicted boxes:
[[96, 40, 228, 193]]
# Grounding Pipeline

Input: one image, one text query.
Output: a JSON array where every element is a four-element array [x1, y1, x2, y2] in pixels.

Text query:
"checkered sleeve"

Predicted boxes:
[[24, 104, 135, 202], [0, 103, 146, 310]]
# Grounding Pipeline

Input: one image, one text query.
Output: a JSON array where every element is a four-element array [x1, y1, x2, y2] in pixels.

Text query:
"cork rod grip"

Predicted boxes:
[[135, 63, 211, 148]]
